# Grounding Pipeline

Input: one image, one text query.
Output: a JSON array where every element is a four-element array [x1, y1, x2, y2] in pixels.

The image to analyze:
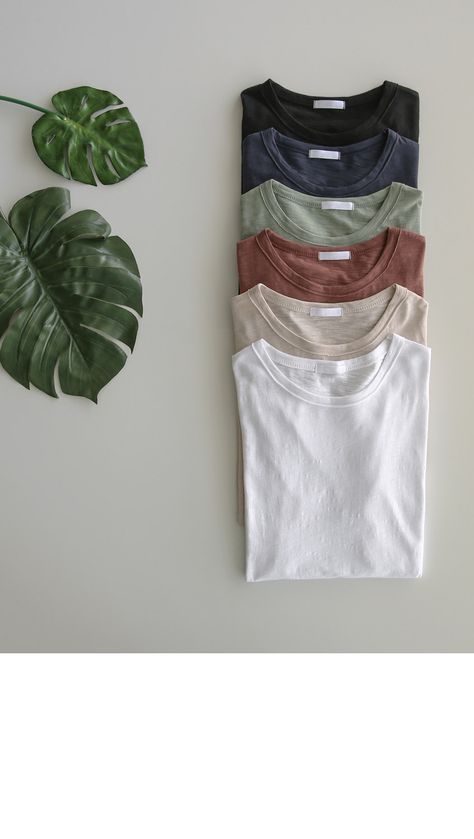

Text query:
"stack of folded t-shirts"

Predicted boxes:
[[232, 79, 430, 582]]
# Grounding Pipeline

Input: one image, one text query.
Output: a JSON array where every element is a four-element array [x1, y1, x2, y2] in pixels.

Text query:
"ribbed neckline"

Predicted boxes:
[[247, 283, 407, 356], [259, 179, 403, 246], [262, 79, 398, 144], [251, 334, 402, 406], [254, 227, 403, 298], [260, 127, 398, 196]]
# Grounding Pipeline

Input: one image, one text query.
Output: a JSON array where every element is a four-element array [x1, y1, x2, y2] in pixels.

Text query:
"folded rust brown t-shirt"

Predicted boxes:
[[237, 227, 425, 300]]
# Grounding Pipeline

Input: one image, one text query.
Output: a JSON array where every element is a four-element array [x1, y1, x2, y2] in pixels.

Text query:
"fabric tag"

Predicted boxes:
[[320, 200, 354, 211], [318, 251, 351, 261], [310, 307, 343, 318], [308, 149, 341, 160], [313, 99, 345, 109]]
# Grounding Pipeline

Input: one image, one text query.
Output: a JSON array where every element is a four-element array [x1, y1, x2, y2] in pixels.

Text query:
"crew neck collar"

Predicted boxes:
[[261, 127, 398, 196], [252, 334, 402, 406], [262, 79, 398, 144], [255, 227, 402, 299], [248, 283, 407, 356], [259, 179, 403, 246]]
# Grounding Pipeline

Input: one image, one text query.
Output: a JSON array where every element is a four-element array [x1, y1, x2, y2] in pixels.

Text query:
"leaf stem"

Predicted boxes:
[[0, 95, 59, 116]]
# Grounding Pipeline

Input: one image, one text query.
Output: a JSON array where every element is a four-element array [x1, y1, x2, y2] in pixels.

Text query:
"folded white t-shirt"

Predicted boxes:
[[232, 334, 430, 581]]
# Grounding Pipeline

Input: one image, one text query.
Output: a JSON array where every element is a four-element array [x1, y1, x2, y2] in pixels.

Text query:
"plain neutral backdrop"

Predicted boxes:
[[0, 0, 472, 652]]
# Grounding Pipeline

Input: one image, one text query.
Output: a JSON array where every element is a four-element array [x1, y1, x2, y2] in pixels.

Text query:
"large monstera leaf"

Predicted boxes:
[[0, 187, 142, 401], [31, 86, 146, 185]]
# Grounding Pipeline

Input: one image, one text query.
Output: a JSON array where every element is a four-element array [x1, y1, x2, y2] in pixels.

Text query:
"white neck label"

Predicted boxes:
[[310, 307, 343, 318], [318, 251, 351, 261], [320, 200, 354, 211], [308, 149, 341, 160], [313, 99, 345, 109]]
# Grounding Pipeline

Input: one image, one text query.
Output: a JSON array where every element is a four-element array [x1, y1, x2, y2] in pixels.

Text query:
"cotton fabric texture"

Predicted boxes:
[[232, 283, 428, 355], [233, 335, 430, 580], [232, 283, 428, 525], [241, 79, 419, 143], [240, 180, 422, 244], [242, 128, 419, 194], [237, 227, 425, 299]]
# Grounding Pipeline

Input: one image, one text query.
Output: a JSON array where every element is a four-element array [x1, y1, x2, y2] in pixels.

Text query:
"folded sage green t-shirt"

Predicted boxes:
[[240, 179, 422, 244]]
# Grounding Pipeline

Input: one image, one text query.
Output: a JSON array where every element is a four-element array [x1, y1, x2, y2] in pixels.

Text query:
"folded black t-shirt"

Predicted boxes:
[[242, 128, 418, 195], [241, 79, 419, 144]]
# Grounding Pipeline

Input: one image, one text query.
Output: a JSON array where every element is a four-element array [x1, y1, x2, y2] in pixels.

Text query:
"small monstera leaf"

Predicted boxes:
[[0, 187, 142, 401], [31, 86, 146, 185]]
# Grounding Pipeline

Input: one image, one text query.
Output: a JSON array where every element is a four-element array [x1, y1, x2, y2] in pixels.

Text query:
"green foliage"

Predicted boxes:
[[32, 86, 146, 185], [0, 187, 142, 401]]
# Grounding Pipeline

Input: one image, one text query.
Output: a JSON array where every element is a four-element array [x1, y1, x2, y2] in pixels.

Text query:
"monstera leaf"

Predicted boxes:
[[0, 187, 142, 401], [32, 86, 146, 185], [0, 87, 146, 185]]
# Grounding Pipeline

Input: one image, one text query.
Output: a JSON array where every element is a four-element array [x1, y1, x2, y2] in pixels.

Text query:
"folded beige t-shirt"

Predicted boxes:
[[232, 283, 428, 523]]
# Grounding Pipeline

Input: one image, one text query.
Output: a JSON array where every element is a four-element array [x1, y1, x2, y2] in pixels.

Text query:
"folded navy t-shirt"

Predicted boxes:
[[242, 128, 419, 196]]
